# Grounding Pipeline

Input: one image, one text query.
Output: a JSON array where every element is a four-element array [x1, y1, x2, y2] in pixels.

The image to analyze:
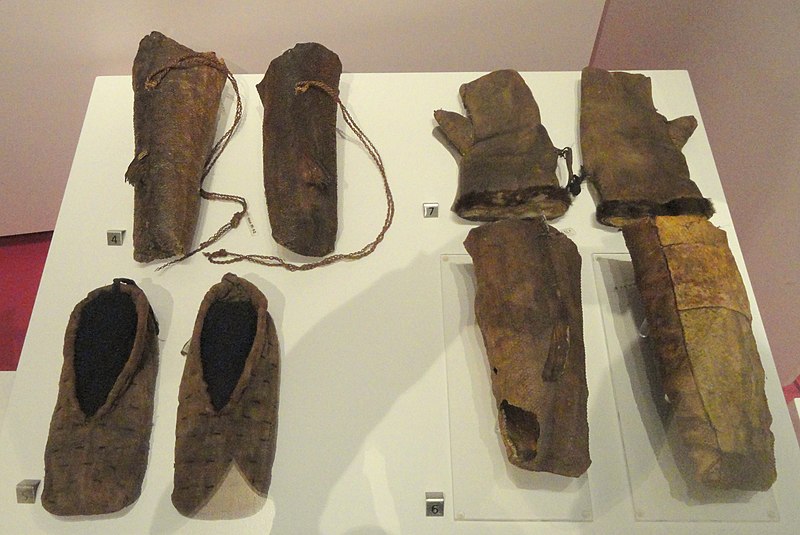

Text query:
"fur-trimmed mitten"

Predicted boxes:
[[436, 70, 571, 221], [580, 67, 713, 227]]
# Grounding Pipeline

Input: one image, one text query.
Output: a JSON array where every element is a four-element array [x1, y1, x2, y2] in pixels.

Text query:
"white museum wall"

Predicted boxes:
[[592, 0, 800, 440], [0, 0, 604, 236]]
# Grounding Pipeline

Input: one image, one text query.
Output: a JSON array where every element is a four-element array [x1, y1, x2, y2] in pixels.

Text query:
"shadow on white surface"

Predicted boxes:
[[0, 371, 15, 434]]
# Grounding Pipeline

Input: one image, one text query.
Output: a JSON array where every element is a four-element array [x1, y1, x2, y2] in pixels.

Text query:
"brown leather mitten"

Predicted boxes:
[[125, 31, 227, 263], [623, 216, 775, 490], [258, 42, 342, 257], [464, 218, 590, 477], [436, 70, 571, 221], [581, 67, 713, 227]]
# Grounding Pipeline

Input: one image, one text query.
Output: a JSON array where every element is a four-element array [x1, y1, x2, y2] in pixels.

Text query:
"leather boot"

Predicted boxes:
[[464, 219, 590, 477]]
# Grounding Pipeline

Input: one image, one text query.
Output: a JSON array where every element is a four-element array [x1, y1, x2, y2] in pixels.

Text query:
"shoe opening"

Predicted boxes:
[[201, 300, 257, 411], [74, 290, 138, 417]]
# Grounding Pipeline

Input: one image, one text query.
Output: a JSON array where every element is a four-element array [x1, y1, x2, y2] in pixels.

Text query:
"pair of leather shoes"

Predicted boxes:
[[42, 274, 279, 517]]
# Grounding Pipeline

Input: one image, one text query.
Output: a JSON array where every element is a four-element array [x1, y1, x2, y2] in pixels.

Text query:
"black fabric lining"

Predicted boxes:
[[74, 290, 138, 417], [201, 300, 257, 411]]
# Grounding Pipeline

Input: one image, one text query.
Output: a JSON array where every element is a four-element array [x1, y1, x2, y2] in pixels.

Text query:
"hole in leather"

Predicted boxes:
[[499, 400, 539, 463]]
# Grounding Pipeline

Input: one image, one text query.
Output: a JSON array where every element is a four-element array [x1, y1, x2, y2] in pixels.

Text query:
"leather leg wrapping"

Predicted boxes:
[[257, 42, 341, 257], [622, 216, 776, 490], [125, 31, 226, 263], [464, 219, 590, 477]]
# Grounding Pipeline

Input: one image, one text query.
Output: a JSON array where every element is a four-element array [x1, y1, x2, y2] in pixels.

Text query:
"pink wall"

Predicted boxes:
[[0, 0, 603, 236], [593, 0, 800, 434]]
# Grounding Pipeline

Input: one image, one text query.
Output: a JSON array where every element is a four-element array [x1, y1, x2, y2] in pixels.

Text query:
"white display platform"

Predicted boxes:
[[1, 71, 798, 534]]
